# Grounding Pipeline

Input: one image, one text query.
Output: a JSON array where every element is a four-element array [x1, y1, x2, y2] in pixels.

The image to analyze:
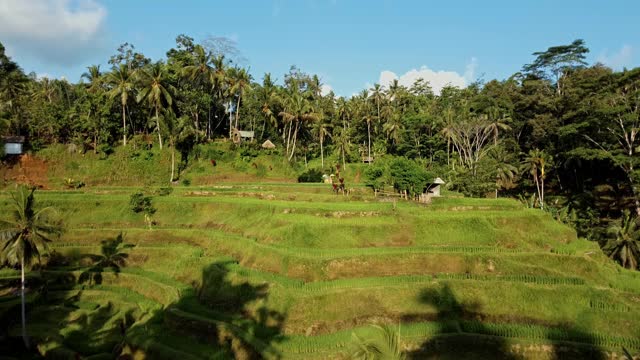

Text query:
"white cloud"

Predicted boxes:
[[321, 84, 333, 96], [376, 60, 477, 95], [0, 0, 107, 66], [597, 45, 633, 70]]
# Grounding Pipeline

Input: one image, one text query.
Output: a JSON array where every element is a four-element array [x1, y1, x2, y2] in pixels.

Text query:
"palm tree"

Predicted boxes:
[[227, 67, 253, 131], [313, 109, 332, 169], [358, 90, 374, 164], [521, 149, 552, 210], [484, 106, 512, 145], [603, 211, 640, 270], [165, 111, 195, 182], [0, 186, 63, 348], [279, 92, 318, 161], [81, 65, 103, 94], [333, 125, 351, 171], [181, 45, 215, 136], [491, 148, 518, 198], [383, 111, 402, 146], [257, 73, 279, 138], [348, 325, 405, 360], [31, 77, 58, 104], [369, 83, 384, 123], [208, 55, 230, 138], [81, 65, 104, 153], [105, 64, 135, 146], [136, 62, 174, 149]]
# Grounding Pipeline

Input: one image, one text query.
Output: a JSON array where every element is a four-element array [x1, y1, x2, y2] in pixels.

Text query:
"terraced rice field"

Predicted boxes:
[[1, 184, 640, 359]]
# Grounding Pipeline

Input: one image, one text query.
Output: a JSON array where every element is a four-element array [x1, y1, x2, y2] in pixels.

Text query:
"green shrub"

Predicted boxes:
[[389, 157, 428, 196], [157, 187, 173, 196], [129, 192, 156, 215], [364, 161, 388, 191], [181, 179, 191, 186], [298, 168, 323, 183]]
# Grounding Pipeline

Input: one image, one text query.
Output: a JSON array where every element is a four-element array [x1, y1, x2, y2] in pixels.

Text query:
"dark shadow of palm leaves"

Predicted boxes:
[[79, 232, 133, 285]]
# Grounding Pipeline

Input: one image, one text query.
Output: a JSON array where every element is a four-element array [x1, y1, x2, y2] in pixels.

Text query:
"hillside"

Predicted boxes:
[[1, 182, 639, 359]]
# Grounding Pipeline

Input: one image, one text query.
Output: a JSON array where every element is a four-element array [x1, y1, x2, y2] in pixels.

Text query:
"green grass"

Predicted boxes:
[[1, 174, 639, 359]]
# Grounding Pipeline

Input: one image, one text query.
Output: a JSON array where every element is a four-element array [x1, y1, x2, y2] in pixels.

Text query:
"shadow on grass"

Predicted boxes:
[[2, 249, 285, 359], [125, 260, 286, 359], [0, 273, 132, 358], [407, 283, 606, 360]]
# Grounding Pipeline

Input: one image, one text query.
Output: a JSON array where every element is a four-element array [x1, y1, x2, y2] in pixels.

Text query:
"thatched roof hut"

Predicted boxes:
[[261, 139, 276, 149]]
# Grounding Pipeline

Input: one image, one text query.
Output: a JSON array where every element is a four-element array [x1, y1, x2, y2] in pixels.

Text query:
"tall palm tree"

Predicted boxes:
[[81, 65, 105, 153], [136, 62, 174, 150], [105, 64, 136, 146], [227, 67, 253, 131], [484, 106, 512, 145], [81, 65, 103, 94], [358, 90, 374, 164], [165, 111, 195, 182], [369, 83, 384, 123], [279, 92, 318, 161], [257, 73, 280, 138], [0, 186, 63, 348], [312, 104, 332, 169], [383, 111, 402, 146], [521, 149, 551, 210], [210, 55, 229, 138], [491, 147, 518, 198], [31, 77, 58, 104], [181, 45, 215, 136], [603, 211, 640, 270]]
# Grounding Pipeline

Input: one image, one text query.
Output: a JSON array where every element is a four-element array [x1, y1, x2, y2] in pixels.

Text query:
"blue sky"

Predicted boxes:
[[0, 0, 638, 96]]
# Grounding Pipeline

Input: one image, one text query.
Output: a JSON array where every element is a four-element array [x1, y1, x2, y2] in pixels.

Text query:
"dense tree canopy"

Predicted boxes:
[[1, 36, 640, 268]]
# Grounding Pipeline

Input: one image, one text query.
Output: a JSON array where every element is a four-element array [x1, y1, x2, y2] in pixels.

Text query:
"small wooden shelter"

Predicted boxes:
[[2, 136, 25, 155], [232, 129, 255, 144], [419, 177, 445, 203], [426, 177, 445, 197]]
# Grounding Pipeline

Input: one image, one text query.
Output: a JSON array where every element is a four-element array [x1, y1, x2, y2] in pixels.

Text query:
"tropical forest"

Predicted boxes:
[[1, 2, 640, 359]]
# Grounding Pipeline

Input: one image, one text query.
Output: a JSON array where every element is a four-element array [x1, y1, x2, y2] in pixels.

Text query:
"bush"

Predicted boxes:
[[297, 168, 323, 183], [364, 161, 388, 191], [181, 178, 191, 186], [129, 192, 156, 215], [389, 157, 428, 196], [156, 187, 173, 196]]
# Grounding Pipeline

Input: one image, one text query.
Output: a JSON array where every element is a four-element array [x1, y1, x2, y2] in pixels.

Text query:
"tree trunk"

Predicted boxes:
[[533, 173, 543, 210], [229, 105, 233, 139], [367, 121, 371, 165], [21, 258, 29, 349], [122, 104, 127, 146], [320, 134, 324, 169], [156, 107, 163, 150], [541, 176, 545, 210], [235, 94, 241, 130], [288, 121, 299, 161], [170, 141, 175, 183], [286, 121, 293, 158], [194, 105, 199, 142]]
